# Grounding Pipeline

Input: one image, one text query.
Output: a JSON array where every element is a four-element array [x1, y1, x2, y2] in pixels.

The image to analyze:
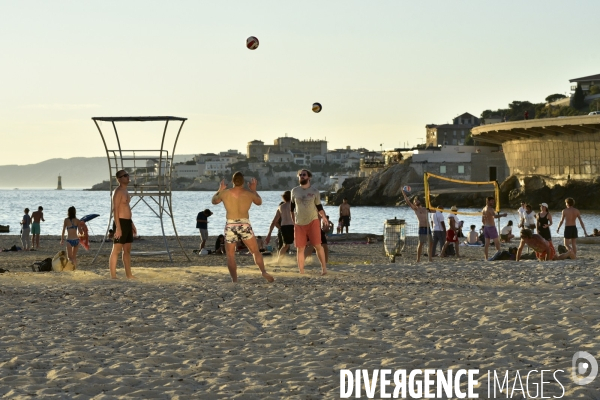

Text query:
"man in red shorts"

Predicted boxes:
[[290, 169, 328, 275], [516, 228, 575, 261]]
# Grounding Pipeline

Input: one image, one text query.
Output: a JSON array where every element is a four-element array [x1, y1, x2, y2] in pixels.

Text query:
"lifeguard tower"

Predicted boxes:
[[91, 116, 190, 262]]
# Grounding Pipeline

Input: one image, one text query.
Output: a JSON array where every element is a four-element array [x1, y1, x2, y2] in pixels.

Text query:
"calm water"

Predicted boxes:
[[1, 190, 599, 237]]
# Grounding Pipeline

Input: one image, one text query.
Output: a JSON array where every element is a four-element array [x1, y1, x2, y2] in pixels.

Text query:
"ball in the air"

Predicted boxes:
[[312, 102, 322, 113], [246, 36, 259, 50], [403, 185, 411, 193]]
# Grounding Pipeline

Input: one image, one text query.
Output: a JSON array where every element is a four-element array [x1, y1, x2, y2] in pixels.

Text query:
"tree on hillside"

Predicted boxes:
[[545, 93, 567, 103], [573, 85, 586, 109], [590, 85, 600, 95]]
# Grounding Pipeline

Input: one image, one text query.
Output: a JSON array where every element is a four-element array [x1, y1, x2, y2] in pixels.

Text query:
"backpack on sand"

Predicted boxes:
[[31, 258, 53, 272]]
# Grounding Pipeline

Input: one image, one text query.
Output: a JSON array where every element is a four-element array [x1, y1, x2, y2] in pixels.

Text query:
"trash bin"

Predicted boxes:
[[383, 218, 406, 262]]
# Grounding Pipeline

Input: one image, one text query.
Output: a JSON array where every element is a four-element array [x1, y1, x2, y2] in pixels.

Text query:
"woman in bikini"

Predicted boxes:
[[60, 206, 80, 269]]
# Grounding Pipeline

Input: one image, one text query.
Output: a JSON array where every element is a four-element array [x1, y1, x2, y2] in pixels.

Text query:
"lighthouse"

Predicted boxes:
[[57, 175, 63, 190]]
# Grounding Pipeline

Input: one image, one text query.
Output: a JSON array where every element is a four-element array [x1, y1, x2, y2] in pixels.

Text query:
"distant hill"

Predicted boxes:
[[0, 155, 196, 189]]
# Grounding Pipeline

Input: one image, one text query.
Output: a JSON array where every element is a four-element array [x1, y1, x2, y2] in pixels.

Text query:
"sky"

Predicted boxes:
[[1, 0, 599, 166]]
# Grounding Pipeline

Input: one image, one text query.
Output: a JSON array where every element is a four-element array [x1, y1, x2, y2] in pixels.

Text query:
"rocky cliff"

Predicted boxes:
[[331, 164, 600, 210]]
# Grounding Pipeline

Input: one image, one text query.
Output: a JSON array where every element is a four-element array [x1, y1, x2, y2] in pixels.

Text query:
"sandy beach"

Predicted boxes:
[[0, 234, 599, 398]]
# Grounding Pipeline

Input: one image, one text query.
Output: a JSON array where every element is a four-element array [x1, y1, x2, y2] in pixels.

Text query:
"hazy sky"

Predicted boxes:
[[1, 0, 599, 165]]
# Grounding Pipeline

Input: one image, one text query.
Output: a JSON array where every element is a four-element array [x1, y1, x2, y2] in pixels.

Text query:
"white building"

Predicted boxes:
[[174, 163, 201, 179]]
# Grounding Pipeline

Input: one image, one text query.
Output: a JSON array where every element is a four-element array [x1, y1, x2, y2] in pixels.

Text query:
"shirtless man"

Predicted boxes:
[[482, 196, 507, 261], [516, 228, 575, 261], [30, 206, 45, 250], [211, 171, 274, 283], [339, 198, 351, 234], [401, 190, 432, 262], [556, 197, 588, 257], [266, 191, 294, 263], [110, 170, 137, 279]]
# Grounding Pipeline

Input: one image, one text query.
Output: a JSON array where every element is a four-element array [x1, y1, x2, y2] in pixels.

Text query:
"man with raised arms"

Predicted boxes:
[[401, 190, 432, 262], [556, 197, 587, 258], [482, 196, 507, 261], [211, 171, 274, 283], [516, 228, 575, 261], [290, 169, 328, 275], [110, 170, 137, 279]]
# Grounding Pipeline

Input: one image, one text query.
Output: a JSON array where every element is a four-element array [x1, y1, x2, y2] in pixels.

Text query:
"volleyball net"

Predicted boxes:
[[423, 172, 500, 216]]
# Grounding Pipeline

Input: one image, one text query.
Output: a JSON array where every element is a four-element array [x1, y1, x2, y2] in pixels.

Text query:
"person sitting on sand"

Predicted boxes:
[[516, 228, 575, 261], [464, 225, 482, 245], [591, 228, 600, 237], [211, 171, 274, 283], [214, 234, 226, 254], [500, 220, 515, 243]]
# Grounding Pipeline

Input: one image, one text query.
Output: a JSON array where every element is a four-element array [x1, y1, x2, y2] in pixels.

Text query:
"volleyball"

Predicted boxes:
[[312, 102, 322, 113], [246, 36, 259, 50], [403, 185, 411, 193]]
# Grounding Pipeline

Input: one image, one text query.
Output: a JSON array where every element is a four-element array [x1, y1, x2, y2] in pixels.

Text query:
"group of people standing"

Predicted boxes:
[[210, 169, 331, 283], [19, 206, 45, 251]]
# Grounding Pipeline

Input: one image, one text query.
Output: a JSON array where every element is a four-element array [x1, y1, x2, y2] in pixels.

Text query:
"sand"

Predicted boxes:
[[0, 234, 599, 398]]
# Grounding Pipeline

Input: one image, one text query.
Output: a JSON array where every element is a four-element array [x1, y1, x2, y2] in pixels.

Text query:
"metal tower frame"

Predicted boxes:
[[91, 116, 190, 263]]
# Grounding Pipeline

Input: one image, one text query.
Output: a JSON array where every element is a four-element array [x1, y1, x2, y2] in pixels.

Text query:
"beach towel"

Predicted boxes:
[[78, 221, 90, 251]]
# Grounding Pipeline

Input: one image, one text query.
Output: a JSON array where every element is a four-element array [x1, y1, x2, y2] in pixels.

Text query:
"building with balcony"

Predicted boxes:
[[570, 73, 600, 95], [247, 135, 327, 161]]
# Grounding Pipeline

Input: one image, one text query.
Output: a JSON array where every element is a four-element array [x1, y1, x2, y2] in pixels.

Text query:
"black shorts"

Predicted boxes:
[[114, 219, 134, 244], [342, 215, 350, 227], [280, 225, 295, 245], [564, 226, 578, 239]]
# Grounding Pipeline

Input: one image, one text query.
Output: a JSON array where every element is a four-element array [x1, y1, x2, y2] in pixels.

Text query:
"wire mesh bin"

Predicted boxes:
[[383, 218, 406, 262]]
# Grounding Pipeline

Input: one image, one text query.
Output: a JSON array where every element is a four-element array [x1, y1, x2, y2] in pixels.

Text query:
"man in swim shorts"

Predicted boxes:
[[212, 171, 274, 283], [401, 190, 432, 262], [556, 197, 588, 258], [339, 198, 351, 234], [110, 170, 137, 279], [290, 169, 328, 275], [482, 196, 507, 261], [30, 206, 45, 250], [516, 228, 575, 261]]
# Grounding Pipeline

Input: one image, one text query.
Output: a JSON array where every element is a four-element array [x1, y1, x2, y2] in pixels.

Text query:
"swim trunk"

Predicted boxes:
[[484, 226, 498, 240], [418, 226, 432, 244], [66, 238, 80, 247], [199, 228, 208, 241], [342, 216, 350, 227], [114, 219, 134, 244], [31, 222, 40, 235], [445, 229, 458, 243], [280, 225, 295, 245], [294, 219, 321, 248], [564, 226, 578, 239], [224, 219, 255, 244], [535, 241, 556, 261]]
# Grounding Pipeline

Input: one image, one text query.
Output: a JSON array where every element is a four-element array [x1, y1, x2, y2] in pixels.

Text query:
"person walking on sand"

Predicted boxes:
[[401, 190, 433, 262], [109, 170, 137, 279], [196, 208, 213, 251], [266, 191, 294, 263], [290, 169, 328, 275], [556, 197, 588, 257], [516, 228, 575, 261], [339, 198, 351, 234], [20, 208, 32, 251], [60, 206, 81, 269], [482, 196, 507, 261], [211, 171, 274, 283], [30, 206, 45, 250], [430, 205, 446, 256], [536, 202, 552, 241]]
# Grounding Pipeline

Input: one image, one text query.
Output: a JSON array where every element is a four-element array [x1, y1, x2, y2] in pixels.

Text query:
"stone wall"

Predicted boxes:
[[502, 132, 600, 180], [471, 152, 509, 182]]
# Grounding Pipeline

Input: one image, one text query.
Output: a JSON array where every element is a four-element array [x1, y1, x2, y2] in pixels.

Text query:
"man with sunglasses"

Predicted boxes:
[[110, 170, 137, 279], [290, 169, 328, 275]]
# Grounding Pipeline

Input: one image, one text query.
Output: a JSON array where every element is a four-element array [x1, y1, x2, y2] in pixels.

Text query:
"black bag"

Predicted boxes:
[[31, 258, 53, 272]]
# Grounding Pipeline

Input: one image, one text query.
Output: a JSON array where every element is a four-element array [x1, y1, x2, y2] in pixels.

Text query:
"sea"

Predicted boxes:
[[1, 189, 598, 238]]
